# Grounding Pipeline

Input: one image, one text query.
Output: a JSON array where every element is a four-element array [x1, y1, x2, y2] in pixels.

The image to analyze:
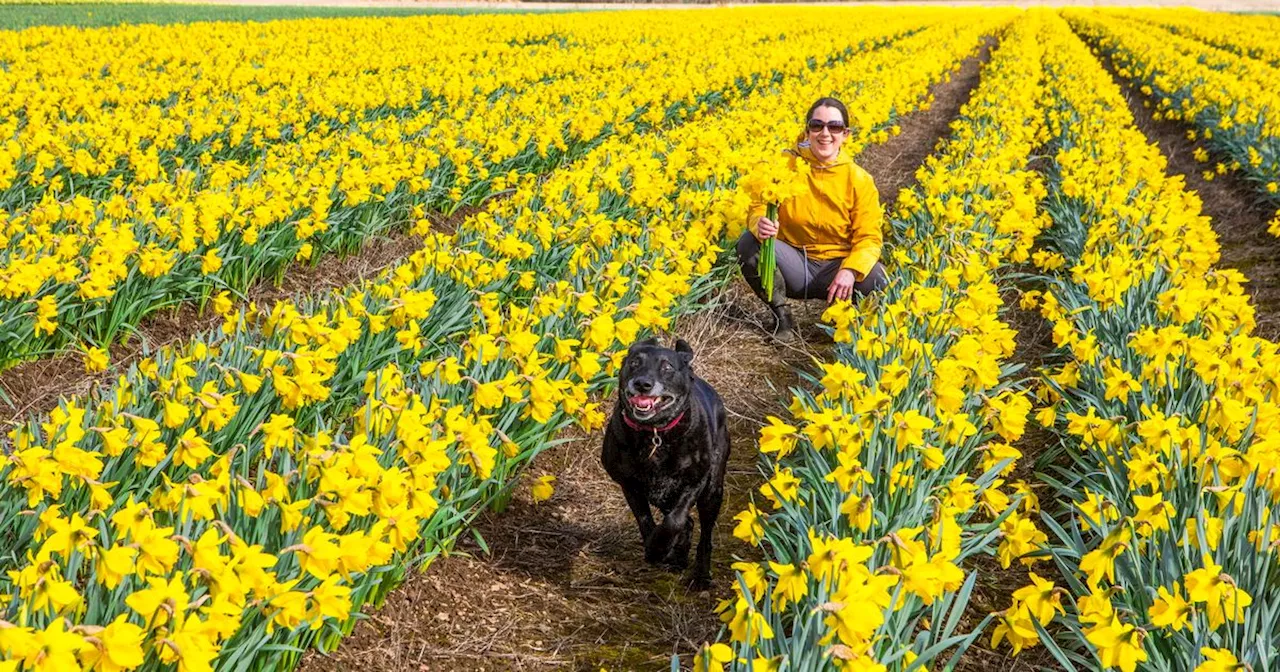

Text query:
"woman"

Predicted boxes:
[[737, 97, 889, 342]]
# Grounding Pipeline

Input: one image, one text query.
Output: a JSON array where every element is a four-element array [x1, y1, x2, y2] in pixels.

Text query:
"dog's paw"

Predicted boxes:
[[645, 524, 691, 569], [687, 573, 712, 592], [645, 527, 676, 565]]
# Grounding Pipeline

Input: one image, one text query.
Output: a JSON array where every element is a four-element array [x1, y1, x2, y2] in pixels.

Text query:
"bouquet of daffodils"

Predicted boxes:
[[740, 156, 810, 301]]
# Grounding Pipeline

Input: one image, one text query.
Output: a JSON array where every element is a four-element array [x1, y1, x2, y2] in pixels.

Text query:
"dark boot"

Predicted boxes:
[[771, 305, 797, 344]]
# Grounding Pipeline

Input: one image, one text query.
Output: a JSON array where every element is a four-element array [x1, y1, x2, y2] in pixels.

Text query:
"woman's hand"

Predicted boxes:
[[827, 268, 857, 303], [755, 217, 778, 240]]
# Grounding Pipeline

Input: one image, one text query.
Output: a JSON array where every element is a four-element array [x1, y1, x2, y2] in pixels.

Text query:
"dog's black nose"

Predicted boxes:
[[631, 378, 654, 394]]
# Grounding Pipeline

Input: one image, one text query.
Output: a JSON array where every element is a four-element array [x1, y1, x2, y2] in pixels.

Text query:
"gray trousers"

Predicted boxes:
[[736, 231, 888, 308]]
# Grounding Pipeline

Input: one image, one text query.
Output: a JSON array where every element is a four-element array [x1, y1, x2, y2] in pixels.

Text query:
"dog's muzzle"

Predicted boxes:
[[628, 394, 672, 416], [626, 381, 675, 421]]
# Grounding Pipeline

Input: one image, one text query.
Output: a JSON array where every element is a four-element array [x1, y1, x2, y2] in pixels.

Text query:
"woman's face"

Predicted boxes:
[[807, 105, 849, 164]]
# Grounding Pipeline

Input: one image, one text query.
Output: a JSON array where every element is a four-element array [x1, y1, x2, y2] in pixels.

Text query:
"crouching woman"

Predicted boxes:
[[737, 96, 889, 341]]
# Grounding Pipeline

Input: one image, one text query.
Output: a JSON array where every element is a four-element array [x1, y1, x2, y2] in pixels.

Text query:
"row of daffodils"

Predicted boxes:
[[700, 12, 1049, 671], [1063, 9, 1280, 237], [0, 9, 904, 369], [0, 8, 1011, 671], [704, 9, 1280, 671], [1112, 8, 1280, 69], [996, 13, 1280, 672]]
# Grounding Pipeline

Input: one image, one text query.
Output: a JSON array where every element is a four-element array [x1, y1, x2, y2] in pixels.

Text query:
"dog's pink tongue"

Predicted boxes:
[[630, 395, 658, 411]]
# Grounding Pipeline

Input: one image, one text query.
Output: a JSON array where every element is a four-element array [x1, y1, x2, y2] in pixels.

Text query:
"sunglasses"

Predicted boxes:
[[807, 119, 848, 134]]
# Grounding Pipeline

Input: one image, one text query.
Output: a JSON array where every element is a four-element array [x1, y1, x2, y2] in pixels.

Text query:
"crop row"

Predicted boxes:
[[1063, 10, 1280, 237], [993, 13, 1279, 672], [698, 11, 1048, 671], [1110, 9, 1280, 72]]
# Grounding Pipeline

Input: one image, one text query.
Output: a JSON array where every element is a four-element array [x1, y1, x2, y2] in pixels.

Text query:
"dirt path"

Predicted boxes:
[[954, 287, 1063, 672], [859, 37, 992, 211], [299, 44, 993, 672], [297, 280, 821, 672], [1089, 42, 1280, 341]]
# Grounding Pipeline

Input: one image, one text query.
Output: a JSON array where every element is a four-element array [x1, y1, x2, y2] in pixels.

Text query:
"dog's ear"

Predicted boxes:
[[674, 338, 694, 366]]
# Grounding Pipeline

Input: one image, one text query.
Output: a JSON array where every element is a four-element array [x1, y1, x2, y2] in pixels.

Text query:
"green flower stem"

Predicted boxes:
[[759, 202, 779, 302]]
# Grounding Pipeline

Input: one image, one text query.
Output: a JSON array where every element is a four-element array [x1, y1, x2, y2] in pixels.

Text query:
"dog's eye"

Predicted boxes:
[[660, 361, 673, 372]]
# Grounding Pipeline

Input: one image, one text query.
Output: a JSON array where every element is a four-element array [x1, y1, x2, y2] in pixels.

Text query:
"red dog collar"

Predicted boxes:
[[623, 410, 686, 459], [622, 410, 685, 433]]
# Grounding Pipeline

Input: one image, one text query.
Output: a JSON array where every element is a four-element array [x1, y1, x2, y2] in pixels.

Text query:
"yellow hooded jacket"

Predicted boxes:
[[745, 142, 883, 280]]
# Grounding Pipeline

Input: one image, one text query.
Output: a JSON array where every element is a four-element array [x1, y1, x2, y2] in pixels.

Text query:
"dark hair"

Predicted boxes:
[[805, 97, 849, 128]]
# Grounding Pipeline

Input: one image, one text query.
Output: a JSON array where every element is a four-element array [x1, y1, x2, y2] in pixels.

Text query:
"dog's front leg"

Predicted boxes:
[[619, 479, 656, 544], [645, 483, 704, 567]]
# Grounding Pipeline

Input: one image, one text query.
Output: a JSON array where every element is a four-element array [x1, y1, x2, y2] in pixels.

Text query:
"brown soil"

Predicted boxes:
[[300, 42, 997, 672], [1093, 48, 1280, 341], [859, 37, 993, 213], [953, 278, 1065, 672]]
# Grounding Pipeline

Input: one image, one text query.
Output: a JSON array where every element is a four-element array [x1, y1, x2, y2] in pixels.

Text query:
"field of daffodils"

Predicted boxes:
[[2, 6, 1279, 672]]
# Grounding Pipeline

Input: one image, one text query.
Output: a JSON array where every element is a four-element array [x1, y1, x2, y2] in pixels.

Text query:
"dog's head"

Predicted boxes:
[[618, 337, 695, 426]]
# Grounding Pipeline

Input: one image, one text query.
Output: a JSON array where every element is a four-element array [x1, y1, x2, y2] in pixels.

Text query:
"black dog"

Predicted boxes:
[[601, 337, 730, 590]]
